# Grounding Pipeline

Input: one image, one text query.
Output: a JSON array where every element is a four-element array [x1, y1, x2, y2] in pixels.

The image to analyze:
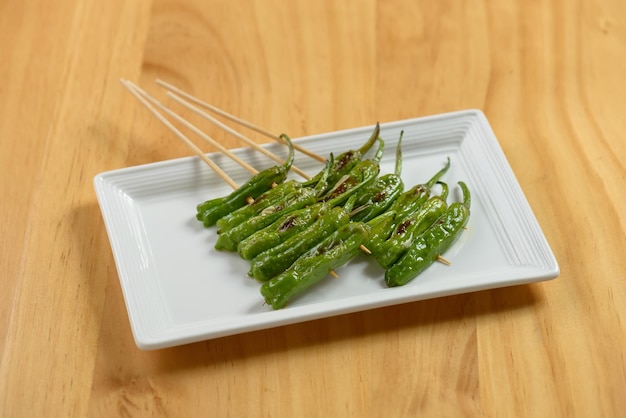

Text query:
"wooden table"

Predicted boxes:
[[2, 0, 625, 416]]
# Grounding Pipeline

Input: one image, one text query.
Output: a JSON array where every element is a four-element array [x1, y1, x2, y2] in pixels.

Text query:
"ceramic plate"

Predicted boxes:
[[94, 110, 559, 349]]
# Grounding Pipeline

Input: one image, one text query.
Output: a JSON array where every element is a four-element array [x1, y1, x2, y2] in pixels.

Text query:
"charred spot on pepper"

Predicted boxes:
[[316, 240, 340, 255], [323, 177, 360, 201], [278, 216, 298, 232], [335, 152, 355, 171], [413, 185, 426, 195], [323, 183, 348, 201], [396, 219, 413, 235], [373, 190, 387, 202]]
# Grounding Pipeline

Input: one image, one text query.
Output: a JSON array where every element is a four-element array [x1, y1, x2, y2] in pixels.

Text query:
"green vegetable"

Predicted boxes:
[[363, 210, 398, 250], [314, 123, 381, 195], [362, 159, 450, 252], [320, 158, 380, 206], [196, 134, 295, 227], [237, 202, 331, 260], [385, 157, 450, 221], [248, 206, 351, 281], [215, 180, 300, 233], [217, 155, 334, 234], [350, 174, 403, 222], [385, 181, 471, 287], [372, 182, 449, 269], [215, 187, 317, 252], [260, 222, 370, 309], [351, 132, 404, 222]]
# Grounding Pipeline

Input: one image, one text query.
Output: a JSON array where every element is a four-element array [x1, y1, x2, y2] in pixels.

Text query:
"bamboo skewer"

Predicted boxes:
[[156, 79, 326, 163], [123, 80, 310, 181], [165, 91, 310, 180], [125, 81, 259, 176], [120, 79, 240, 190]]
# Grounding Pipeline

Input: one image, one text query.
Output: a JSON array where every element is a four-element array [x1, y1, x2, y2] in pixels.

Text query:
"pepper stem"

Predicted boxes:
[[394, 131, 403, 176], [458, 181, 471, 208], [357, 122, 381, 155], [279, 133, 295, 171], [371, 138, 385, 164], [425, 157, 451, 188], [311, 154, 334, 196], [436, 181, 449, 202]]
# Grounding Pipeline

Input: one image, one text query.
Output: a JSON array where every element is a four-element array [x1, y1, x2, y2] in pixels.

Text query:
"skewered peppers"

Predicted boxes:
[[372, 182, 449, 269], [248, 205, 351, 281], [237, 202, 331, 260], [351, 133, 404, 222], [215, 187, 317, 251], [384, 181, 471, 287], [260, 222, 370, 310]]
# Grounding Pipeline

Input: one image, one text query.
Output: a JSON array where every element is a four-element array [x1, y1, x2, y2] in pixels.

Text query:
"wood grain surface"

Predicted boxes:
[[1, 0, 625, 416]]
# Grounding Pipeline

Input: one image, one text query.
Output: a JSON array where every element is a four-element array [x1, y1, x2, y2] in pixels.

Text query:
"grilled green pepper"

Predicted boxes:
[[350, 174, 403, 222], [363, 210, 398, 251], [215, 156, 332, 233], [351, 132, 404, 222], [385, 181, 471, 287], [237, 202, 331, 260], [372, 182, 449, 269], [314, 123, 381, 195], [260, 222, 370, 309], [249, 205, 351, 281], [385, 157, 450, 221], [196, 134, 295, 227], [320, 158, 380, 207], [215, 187, 317, 251], [215, 180, 300, 233], [362, 159, 450, 252]]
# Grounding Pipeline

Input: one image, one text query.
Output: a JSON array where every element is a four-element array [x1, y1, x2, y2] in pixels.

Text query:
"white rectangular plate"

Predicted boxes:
[[95, 110, 558, 349]]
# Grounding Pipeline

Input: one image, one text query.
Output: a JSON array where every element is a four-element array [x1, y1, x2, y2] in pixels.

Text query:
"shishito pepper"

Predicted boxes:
[[351, 132, 404, 222], [237, 202, 331, 260], [365, 210, 398, 246], [349, 173, 403, 222], [215, 157, 333, 234], [362, 159, 451, 252], [260, 222, 370, 310], [196, 134, 295, 227], [320, 158, 380, 206], [215, 180, 300, 233], [372, 182, 449, 269], [313, 123, 381, 195], [385, 181, 471, 287], [215, 187, 317, 251], [385, 157, 450, 221], [248, 205, 351, 281]]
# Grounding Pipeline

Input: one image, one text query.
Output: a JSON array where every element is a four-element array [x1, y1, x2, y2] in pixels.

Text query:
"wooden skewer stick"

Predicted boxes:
[[120, 79, 240, 190], [166, 91, 311, 180], [126, 81, 259, 176], [155, 79, 326, 163], [360, 245, 372, 255]]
